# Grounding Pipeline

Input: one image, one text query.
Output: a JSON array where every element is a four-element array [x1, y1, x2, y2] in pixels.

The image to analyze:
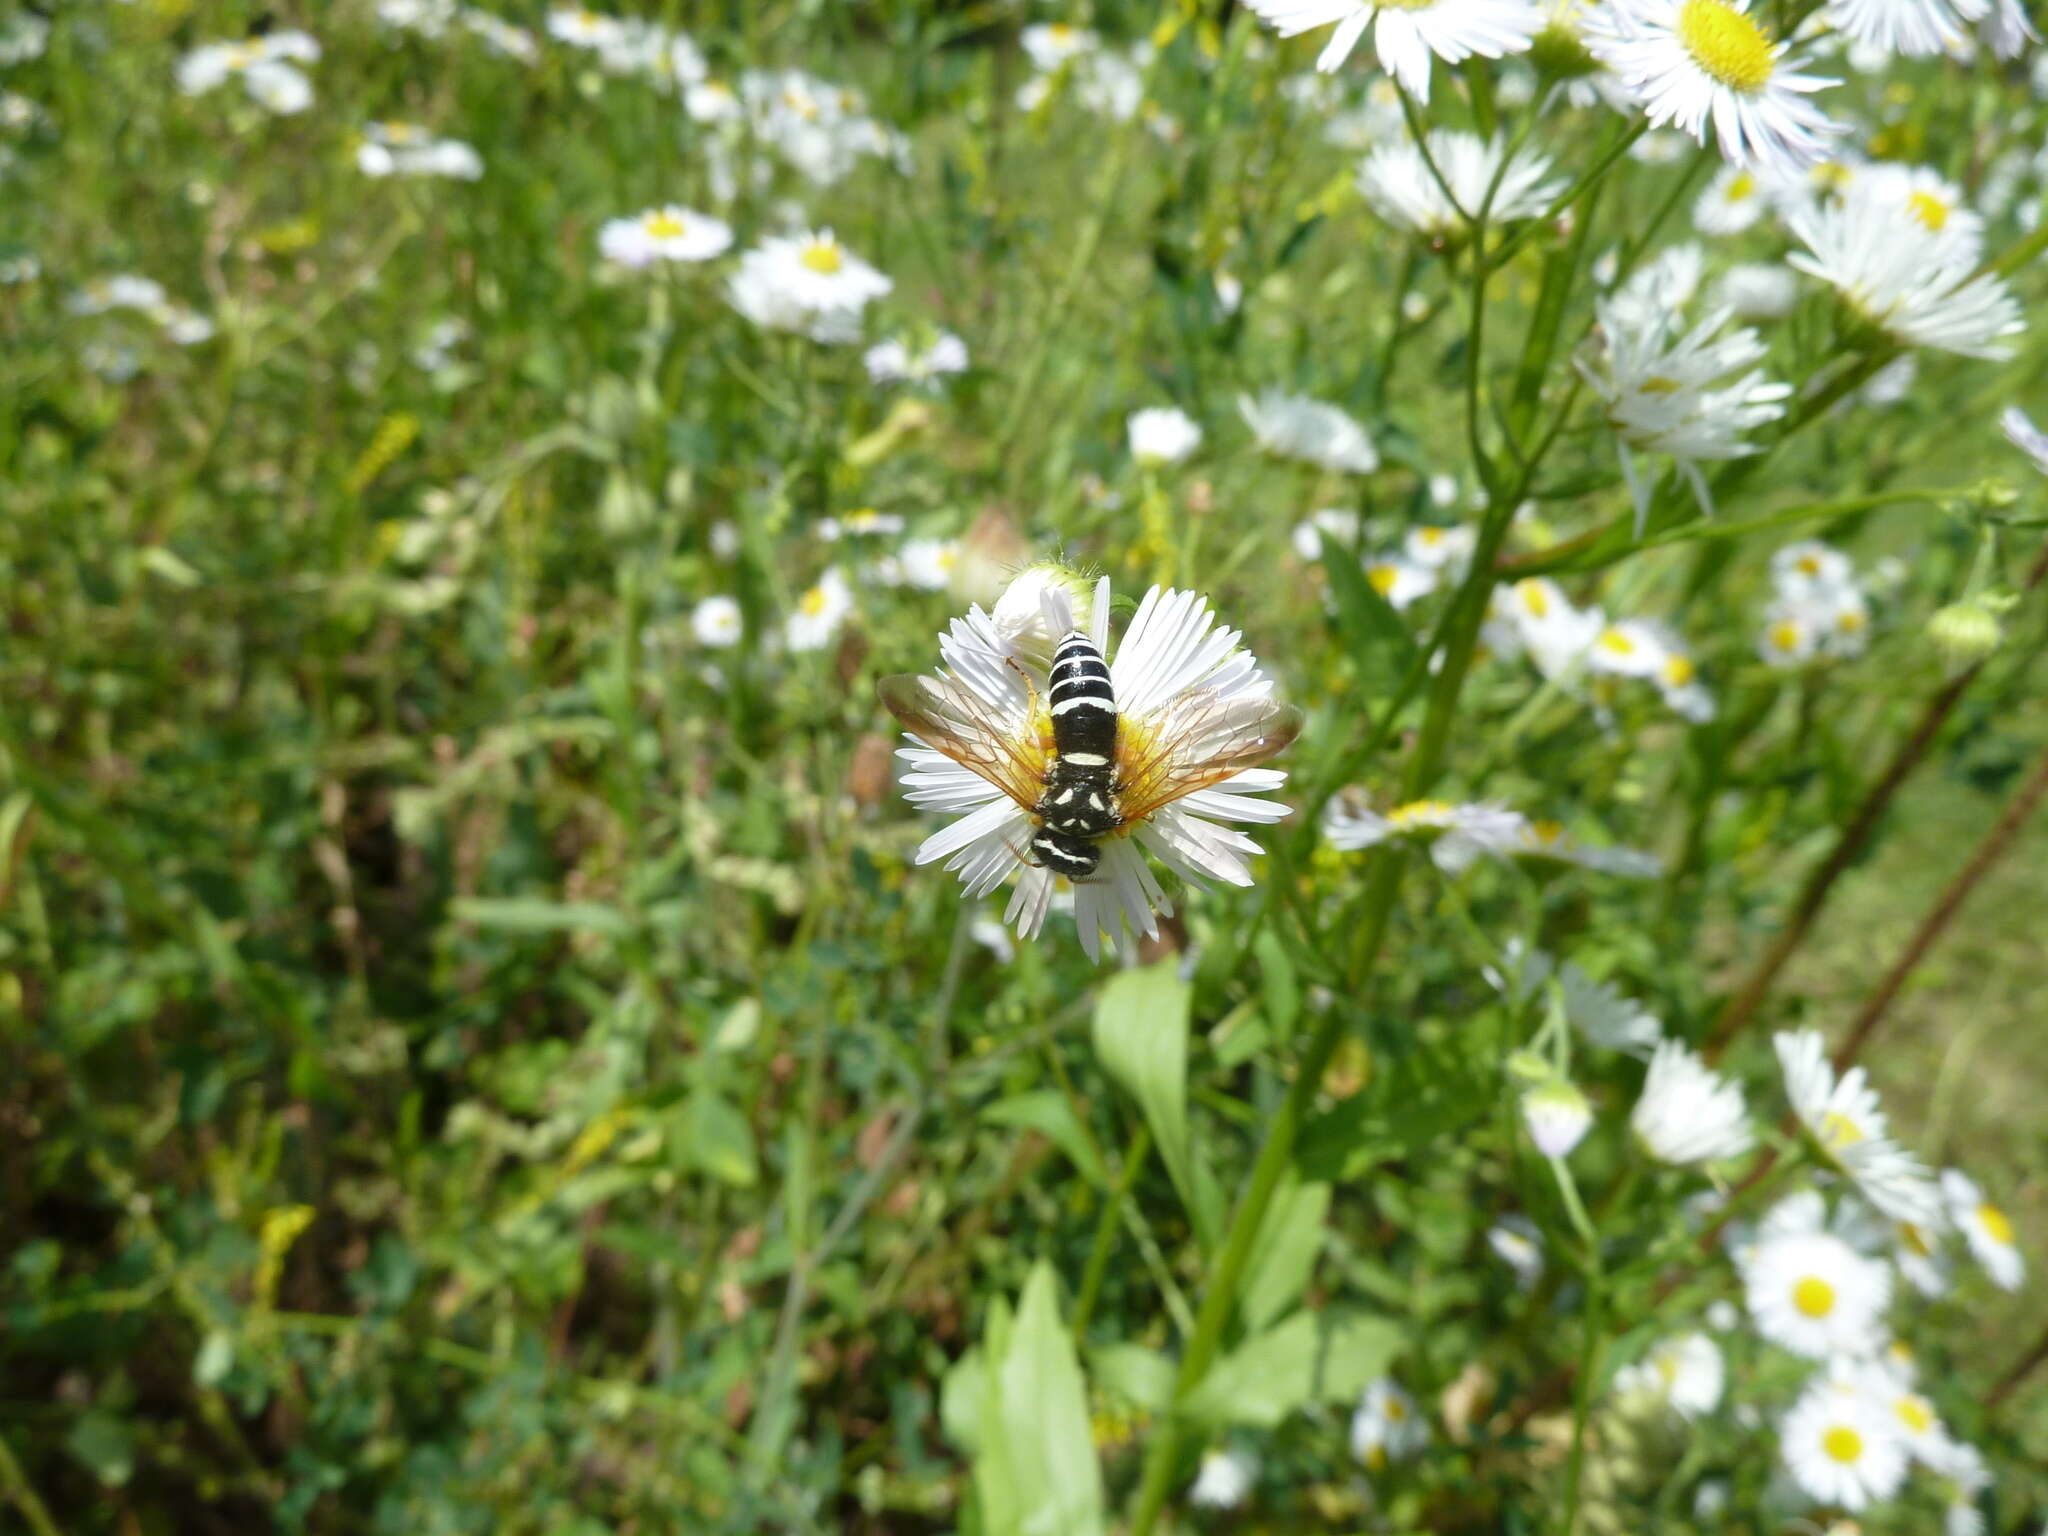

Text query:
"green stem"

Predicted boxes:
[[0, 1433, 62, 1536], [1072, 1125, 1153, 1342]]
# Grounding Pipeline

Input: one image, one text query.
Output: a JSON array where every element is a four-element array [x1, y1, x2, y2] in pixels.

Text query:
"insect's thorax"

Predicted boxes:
[[1036, 630, 1120, 842]]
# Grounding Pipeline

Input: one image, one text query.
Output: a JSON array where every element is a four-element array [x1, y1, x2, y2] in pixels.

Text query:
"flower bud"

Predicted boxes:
[[1925, 598, 2003, 674], [991, 563, 1094, 664], [1521, 1079, 1592, 1159]]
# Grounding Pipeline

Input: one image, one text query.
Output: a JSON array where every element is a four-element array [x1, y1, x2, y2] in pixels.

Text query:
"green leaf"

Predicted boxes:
[[982, 1091, 1109, 1188], [66, 1410, 137, 1487], [1088, 1342, 1175, 1413], [1092, 962, 1215, 1248], [449, 897, 632, 936], [1238, 1176, 1331, 1331], [1182, 1309, 1404, 1429], [680, 1091, 758, 1187], [1320, 528, 1417, 689], [974, 1265, 1105, 1536], [1254, 929, 1299, 1038]]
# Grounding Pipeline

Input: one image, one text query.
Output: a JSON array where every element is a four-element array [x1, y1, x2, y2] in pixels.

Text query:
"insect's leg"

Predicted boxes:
[[1003, 654, 1043, 719]]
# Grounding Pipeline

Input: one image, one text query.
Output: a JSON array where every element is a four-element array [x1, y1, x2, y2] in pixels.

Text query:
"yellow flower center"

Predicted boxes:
[[1389, 800, 1453, 831], [1368, 564, 1401, 596], [1663, 654, 1697, 687], [1770, 620, 1803, 653], [1529, 819, 1564, 846], [1819, 1110, 1864, 1149], [225, 43, 257, 71], [1796, 554, 1821, 575], [1639, 374, 1683, 395], [645, 210, 688, 239], [1676, 0, 1776, 91], [1656, 1354, 1680, 1386], [1597, 627, 1636, 655], [1419, 527, 1444, 546], [1837, 610, 1865, 633], [1048, 22, 1076, 40], [799, 585, 829, 617], [1979, 1203, 2014, 1246], [1366, 1444, 1388, 1471], [1518, 580, 1551, 619], [1822, 1425, 1863, 1464], [1726, 170, 1757, 201], [1792, 1275, 1836, 1318], [1385, 1397, 1408, 1420], [1896, 1397, 1934, 1435], [800, 240, 844, 275], [1908, 191, 1950, 231]]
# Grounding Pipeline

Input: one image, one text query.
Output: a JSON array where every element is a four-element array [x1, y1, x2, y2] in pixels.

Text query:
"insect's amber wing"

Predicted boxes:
[[1115, 693, 1302, 827], [878, 673, 1046, 811]]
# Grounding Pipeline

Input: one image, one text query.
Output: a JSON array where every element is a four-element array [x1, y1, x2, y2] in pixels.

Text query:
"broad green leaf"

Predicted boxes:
[[1092, 962, 1214, 1248], [1320, 528, 1417, 689], [1238, 1176, 1332, 1331], [1254, 930, 1299, 1039], [976, 1265, 1105, 1536], [66, 1410, 137, 1487], [1088, 1342, 1175, 1413], [450, 897, 631, 937], [681, 1091, 758, 1187], [1182, 1309, 1404, 1428], [982, 1091, 1109, 1188], [940, 1344, 989, 1455]]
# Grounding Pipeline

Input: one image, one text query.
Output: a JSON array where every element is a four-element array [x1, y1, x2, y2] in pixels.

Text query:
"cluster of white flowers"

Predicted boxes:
[[865, 332, 969, 387], [1324, 794, 1661, 877], [375, 0, 538, 62], [732, 69, 908, 186], [356, 121, 484, 181], [67, 274, 213, 348], [1482, 576, 1714, 722], [1014, 24, 1161, 131], [1757, 539, 1873, 667], [546, 7, 706, 86], [177, 31, 322, 115]]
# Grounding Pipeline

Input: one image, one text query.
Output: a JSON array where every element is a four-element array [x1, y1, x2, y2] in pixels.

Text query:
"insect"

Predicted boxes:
[[879, 626, 1302, 881]]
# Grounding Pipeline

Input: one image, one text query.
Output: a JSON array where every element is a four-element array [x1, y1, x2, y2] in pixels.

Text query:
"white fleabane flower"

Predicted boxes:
[[69, 275, 169, 316], [890, 539, 960, 592], [1981, 0, 2040, 52], [1840, 1360, 1948, 1464], [1860, 162, 1986, 265], [178, 34, 322, 115], [692, 595, 743, 647], [728, 229, 891, 344], [1693, 164, 1770, 234], [1578, 299, 1790, 532], [1771, 539, 1856, 600], [1361, 553, 1439, 610], [1826, 0, 1989, 57], [1358, 129, 1563, 235], [1350, 1378, 1429, 1469], [1239, 390, 1379, 473], [1941, 1168, 2024, 1291], [1742, 1226, 1893, 1358], [2001, 405, 2048, 476], [864, 332, 968, 385], [1188, 1446, 1257, 1509], [1927, 1437, 1992, 1536], [1485, 577, 1605, 681], [1128, 406, 1204, 466], [1404, 523, 1476, 573], [598, 205, 734, 267], [1633, 1039, 1754, 1165], [1020, 22, 1100, 70], [1779, 1376, 1909, 1510], [1775, 1030, 1941, 1227], [357, 123, 484, 180], [1586, 0, 1842, 173], [1789, 179, 2023, 359], [785, 568, 854, 652], [1324, 796, 1529, 873], [885, 575, 1297, 960], [1613, 1332, 1724, 1419], [1512, 820, 1665, 877], [1243, 0, 1544, 98], [548, 8, 621, 49], [1522, 1078, 1593, 1158]]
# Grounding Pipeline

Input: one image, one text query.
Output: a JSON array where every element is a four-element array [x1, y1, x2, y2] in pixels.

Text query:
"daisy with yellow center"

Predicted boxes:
[[727, 228, 892, 345], [1243, 0, 1545, 97], [1742, 1225, 1892, 1359], [1780, 1377, 1909, 1510], [1586, 0, 1842, 174], [1942, 1168, 2025, 1290], [785, 568, 854, 652], [1776, 1030, 1941, 1226], [1350, 1378, 1429, 1469], [1325, 794, 1529, 873]]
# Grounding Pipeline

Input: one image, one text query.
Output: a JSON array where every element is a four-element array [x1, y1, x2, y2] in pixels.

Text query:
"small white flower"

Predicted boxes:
[[1239, 390, 1379, 474], [1361, 554, 1439, 611], [1294, 507, 1362, 563], [1860, 162, 1986, 265], [1742, 1225, 1893, 1359], [1633, 1039, 1754, 1166], [1358, 129, 1562, 235], [1715, 261, 1799, 318], [1188, 1446, 1257, 1509], [1941, 1168, 2024, 1291], [1350, 1377, 1429, 1469], [865, 331, 968, 385], [893, 538, 960, 592], [1585, 0, 1843, 174], [785, 568, 854, 652], [1927, 1436, 1993, 1536], [1512, 821, 1665, 877], [1128, 406, 1204, 466], [1613, 1332, 1724, 1419], [1485, 578, 1605, 682], [598, 205, 734, 267], [1779, 1375, 1909, 1510], [1325, 796, 1529, 873], [1758, 603, 1819, 666], [1693, 164, 1770, 234], [728, 229, 892, 344], [1020, 21, 1100, 70], [1522, 1079, 1593, 1159], [1243, 0, 1545, 97], [69, 275, 168, 316], [819, 509, 905, 541], [692, 595, 743, 648], [1775, 1030, 1940, 1227], [1487, 1215, 1545, 1288], [1771, 539, 1856, 600], [357, 123, 484, 180]]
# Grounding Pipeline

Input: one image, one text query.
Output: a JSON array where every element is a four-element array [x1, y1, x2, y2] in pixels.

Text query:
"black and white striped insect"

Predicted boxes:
[[1028, 629, 1123, 878]]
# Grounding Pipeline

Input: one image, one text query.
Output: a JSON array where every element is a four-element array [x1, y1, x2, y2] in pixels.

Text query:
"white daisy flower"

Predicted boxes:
[[1294, 507, 1363, 563], [1775, 1030, 1941, 1227], [1188, 1446, 1257, 1509], [1350, 1377, 1429, 1470], [548, 8, 621, 49], [1578, 298, 1791, 531], [864, 332, 969, 385], [1980, 0, 2039, 52], [692, 595, 742, 648], [1758, 603, 1819, 666], [1128, 406, 1204, 466], [1633, 1039, 1754, 1166], [1522, 1078, 1594, 1158], [2001, 405, 2048, 477], [727, 229, 892, 345], [598, 205, 734, 267], [1484, 578, 1605, 682], [1841, 1359, 1948, 1463], [1779, 1375, 1909, 1510], [1715, 260, 1800, 318], [1889, 1213, 1951, 1297], [1860, 162, 1987, 265], [1324, 795, 1529, 873], [1826, 0, 1989, 57], [1927, 1436, 1992, 1536], [1404, 523, 1476, 573], [1361, 554, 1440, 611], [887, 538, 959, 592], [1941, 1168, 2024, 1291], [179, 34, 322, 115], [1771, 539, 1856, 600], [69, 274, 169, 316], [1020, 22, 1100, 70], [1613, 1332, 1725, 1419], [1586, 0, 1842, 173], [1243, 0, 1545, 97], [1239, 390, 1380, 474], [1512, 821, 1665, 877], [686, 78, 743, 123], [785, 568, 854, 653], [819, 508, 905, 540], [1358, 129, 1563, 236], [1487, 1214, 1546, 1288], [1742, 1226, 1893, 1358], [1586, 617, 1676, 681], [884, 574, 1298, 960], [1693, 164, 1771, 234], [357, 123, 484, 181], [1789, 180, 2023, 359]]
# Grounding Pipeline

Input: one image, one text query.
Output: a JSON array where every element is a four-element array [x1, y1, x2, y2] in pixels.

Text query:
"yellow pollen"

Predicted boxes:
[[1656, 1354, 1680, 1386], [799, 585, 829, 617], [1797, 554, 1821, 575], [1837, 609, 1865, 632], [800, 240, 844, 275], [1385, 1398, 1407, 1420], [1676, 0, 1777, 91], [1726, 170, 1757, 201], [1529, 819, 1564, 846], [644, 210, 687, 239], [1368, 564, 1401, 596], [1822, 1426, 1863, 1464], [1792, 1275, 1836, 1318], [1770, 620, 1803, 653], [1639, 375, 1683, 395], [1518, 580, 1551, 619], [1663, 654, 1697, 687], [1390, 800, 1452, 830], [1048, 22, 1076, 40], [1597, 627, 1636, 655], [1896, 1397, 1934, 1435], [1814, 161, 1854, 190], [1419, 527, 1444, 545], [1907, 191, 1950, 231], [1979, 1203, 2014, 1245], [1819, 1109, 1865, 1149]]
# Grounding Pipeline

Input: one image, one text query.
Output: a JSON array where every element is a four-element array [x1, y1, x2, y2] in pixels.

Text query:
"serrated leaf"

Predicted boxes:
[[1182, 1309, 1404, 1428], [982, 1091, 1108, 1188]]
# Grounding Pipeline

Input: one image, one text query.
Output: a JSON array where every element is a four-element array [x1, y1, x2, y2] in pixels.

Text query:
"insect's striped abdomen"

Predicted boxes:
[[1034, 630, 1120, 880], [1047, 631, 1117, 763]]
